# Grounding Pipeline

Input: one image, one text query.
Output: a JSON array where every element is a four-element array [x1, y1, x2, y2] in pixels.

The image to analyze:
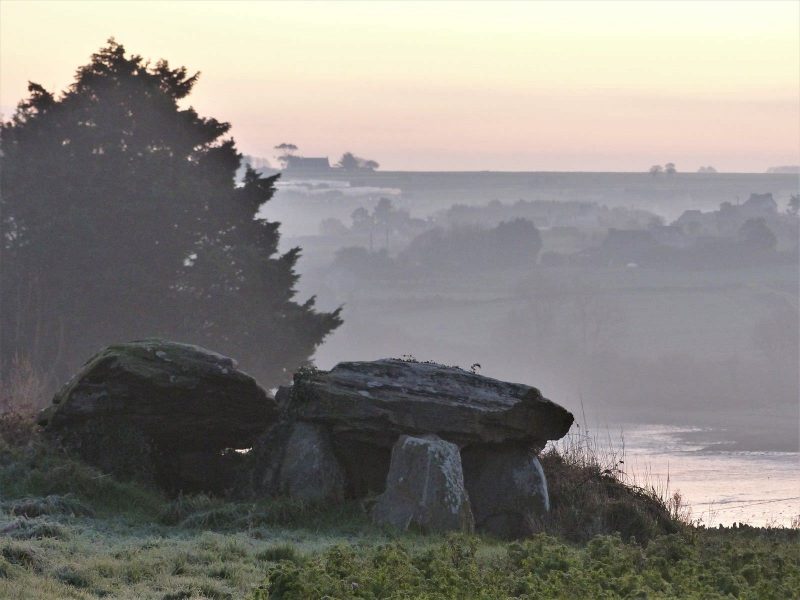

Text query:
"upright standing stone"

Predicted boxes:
[[277, 422, 345, 502], [462, 444, 549, 539], [245, 421, 346, 503], [372, 435, 474, 533]]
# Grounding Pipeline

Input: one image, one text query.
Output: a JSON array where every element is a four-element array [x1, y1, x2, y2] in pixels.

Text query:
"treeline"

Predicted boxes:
[[0, 41, 341, 391], [331, 218, 543, 278]]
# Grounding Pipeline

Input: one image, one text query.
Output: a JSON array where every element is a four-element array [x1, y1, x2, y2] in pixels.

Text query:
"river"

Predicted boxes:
[[617, 424, 799, 528]]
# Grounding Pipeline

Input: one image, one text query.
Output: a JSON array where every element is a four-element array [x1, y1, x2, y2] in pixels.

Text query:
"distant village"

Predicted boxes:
[[242, 144, 381, 176]]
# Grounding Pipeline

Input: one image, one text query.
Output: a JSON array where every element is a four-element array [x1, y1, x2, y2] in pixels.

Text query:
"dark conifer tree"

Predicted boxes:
[[1, 40, 341, 388]]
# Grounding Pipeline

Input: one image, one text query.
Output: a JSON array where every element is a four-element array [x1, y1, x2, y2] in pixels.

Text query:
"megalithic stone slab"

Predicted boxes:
[[291, 359, 573, 448], [38, 340, 279, 492], [39, 340, 278, 452]]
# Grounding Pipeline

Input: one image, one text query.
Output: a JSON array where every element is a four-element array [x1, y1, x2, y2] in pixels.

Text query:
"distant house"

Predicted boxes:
[[673, 193, 786, 241], [740, 193, 777, 218], [285, 156, 331, 171]]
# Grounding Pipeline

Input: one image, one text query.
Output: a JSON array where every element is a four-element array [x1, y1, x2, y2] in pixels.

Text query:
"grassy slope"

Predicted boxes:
[[0, 514, 402, 600], [2, 505, 797, 599], [0, 415, 797, 600]]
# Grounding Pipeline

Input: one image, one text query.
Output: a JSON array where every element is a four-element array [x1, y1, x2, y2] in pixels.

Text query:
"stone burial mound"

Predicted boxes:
[[40, 345, 574, 538], [38, 340, 278, 493]]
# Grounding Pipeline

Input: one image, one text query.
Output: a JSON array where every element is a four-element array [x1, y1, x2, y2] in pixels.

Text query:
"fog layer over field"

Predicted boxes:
[[264, 170, 799, 453]]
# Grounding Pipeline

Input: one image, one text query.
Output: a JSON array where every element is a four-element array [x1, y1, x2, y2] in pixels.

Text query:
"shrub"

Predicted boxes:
[[0, 416, 164, 519], [53, 564, 94, 588], [0, 557, 12, 579], [248, 532, 800, 599], [0, 355, 50, 414], [160, 493, 226, 525], [4, 519, 69, 540], [1, 542, 42, 571], [256, 544, 302, 564], [162, 582, 233, 600], [5, 494, 94, 518], [0, 410, 39, 448], [250, 536, 508, 599]]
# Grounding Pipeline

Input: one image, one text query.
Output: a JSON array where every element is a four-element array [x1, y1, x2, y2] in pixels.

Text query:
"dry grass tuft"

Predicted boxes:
[[0, 355, 50, 415], [538, 424, 683, 543]]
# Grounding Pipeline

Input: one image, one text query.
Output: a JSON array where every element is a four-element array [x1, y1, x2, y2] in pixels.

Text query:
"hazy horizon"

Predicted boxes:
[[2, 0, 799, 172]]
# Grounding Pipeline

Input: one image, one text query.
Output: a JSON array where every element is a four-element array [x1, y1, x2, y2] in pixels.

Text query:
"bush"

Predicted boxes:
[[160, 493, 227, 525], [250, 538, 500, 600], [0, 413, 164, 519], [4, 494, 94, 518], [53, 564, 94, 589], [256, 545, 303, 564], [1, 542, 42, 572], [0, 557, 11, 579], [0, 411, 39, 448], [3, 519, 69, 541], [248, 532, 800, 599]]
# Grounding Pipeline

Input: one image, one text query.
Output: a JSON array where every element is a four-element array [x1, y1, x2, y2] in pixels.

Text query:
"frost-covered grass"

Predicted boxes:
[[0, 513, 393, 600], [1, 511, 797, 600], [1, 413, 797, 599]]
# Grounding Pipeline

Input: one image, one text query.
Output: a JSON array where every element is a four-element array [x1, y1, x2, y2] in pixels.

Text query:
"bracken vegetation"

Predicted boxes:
[[250, 531, 800, 600]]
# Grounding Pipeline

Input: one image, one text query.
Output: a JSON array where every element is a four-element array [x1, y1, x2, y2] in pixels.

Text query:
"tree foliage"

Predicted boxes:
[[274, 143, 298, 168], [336, 152, 379, 171], [788, 194, 799, 216], [1, 40, 341, 387], [401, 219, 543, 271], [738, 218, 777, 251]]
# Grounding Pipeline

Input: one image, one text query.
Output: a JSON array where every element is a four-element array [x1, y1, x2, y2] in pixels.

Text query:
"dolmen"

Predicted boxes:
[[275, 359, 574, 538], [40, 343, 574, 539]]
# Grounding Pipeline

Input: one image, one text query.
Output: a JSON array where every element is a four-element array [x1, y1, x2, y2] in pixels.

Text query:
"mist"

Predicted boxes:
[[264, 169, 799, 454]]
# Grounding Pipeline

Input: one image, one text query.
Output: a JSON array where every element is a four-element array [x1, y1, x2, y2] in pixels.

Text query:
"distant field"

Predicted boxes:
[[307, 263, 798, 371], [299, 261, 798, 452], [271, 169, 799, 448], [266, 171, 799, 235]]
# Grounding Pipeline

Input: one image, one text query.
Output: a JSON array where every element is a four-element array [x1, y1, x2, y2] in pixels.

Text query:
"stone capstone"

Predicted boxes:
[[291, 359, 574, 448]]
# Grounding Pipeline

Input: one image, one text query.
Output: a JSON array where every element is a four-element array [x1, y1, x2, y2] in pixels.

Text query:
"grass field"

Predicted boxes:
[[2, 516, 797, 599], [1, 413, 798, 599]]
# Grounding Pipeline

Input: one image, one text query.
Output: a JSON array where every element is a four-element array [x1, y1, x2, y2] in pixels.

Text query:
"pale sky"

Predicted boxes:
[[1, 1, 798, 172]]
